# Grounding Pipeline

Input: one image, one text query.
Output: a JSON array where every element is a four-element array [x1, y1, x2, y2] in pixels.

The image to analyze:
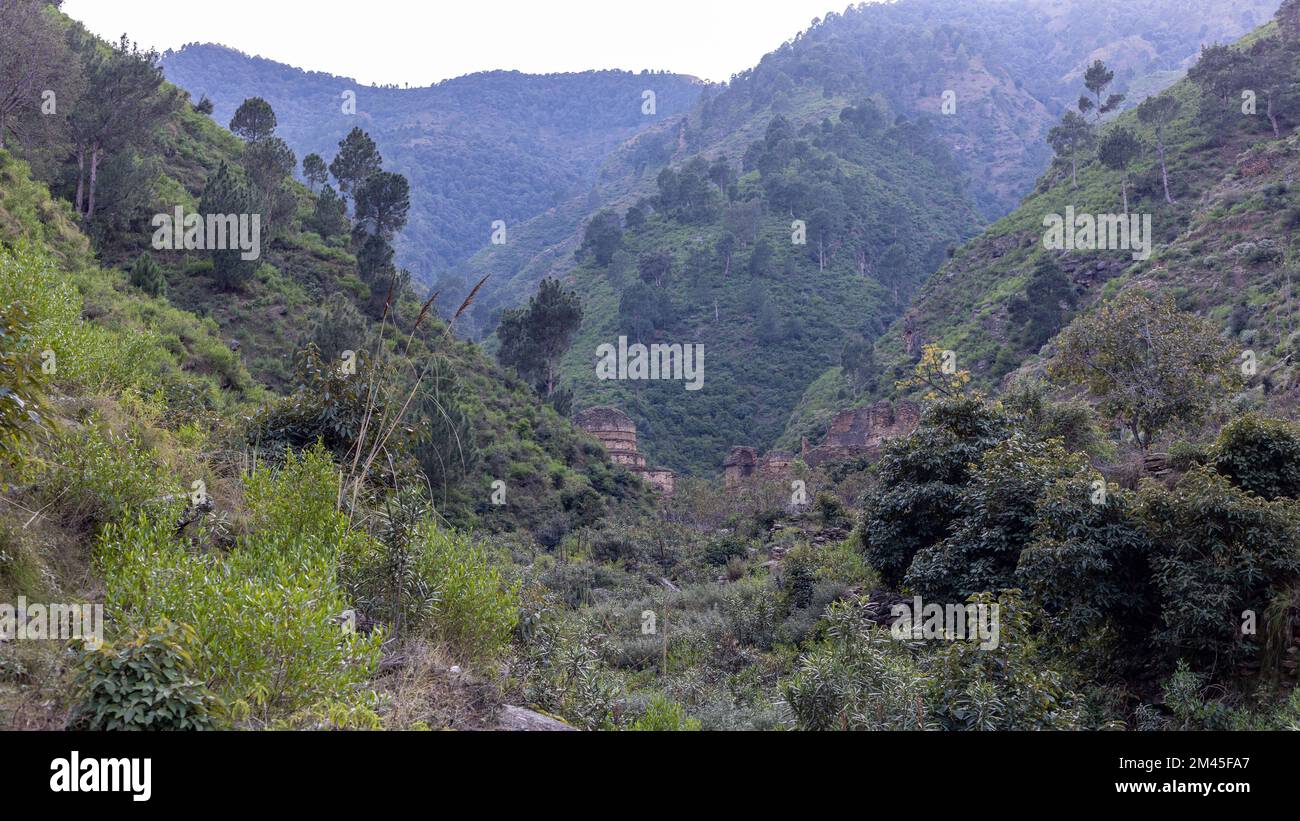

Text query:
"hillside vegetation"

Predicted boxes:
[[1, 0, 1298, 733]]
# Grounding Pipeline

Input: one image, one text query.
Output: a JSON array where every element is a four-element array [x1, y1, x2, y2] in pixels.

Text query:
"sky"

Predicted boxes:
[[61, 0, 859, 86]]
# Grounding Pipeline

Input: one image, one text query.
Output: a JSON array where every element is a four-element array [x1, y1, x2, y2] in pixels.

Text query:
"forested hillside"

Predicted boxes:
[[462, 0, 1282, 472], [458, 0, 1278, 338], [2, 0, 1299, 738], [160, 44, 705, 277], [549, 105, 981, 474], [869, 12, 1300, 426]]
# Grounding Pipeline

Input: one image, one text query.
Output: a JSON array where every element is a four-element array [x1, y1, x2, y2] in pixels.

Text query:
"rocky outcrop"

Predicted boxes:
[[495, 705, 577, 731]]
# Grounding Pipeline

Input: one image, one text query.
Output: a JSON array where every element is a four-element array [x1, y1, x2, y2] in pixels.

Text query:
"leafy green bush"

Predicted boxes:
[[0, 302, 46, 466], [413, 523, 518, 666], [99, 449, 384, 723], [1212, 414, 1300, 500], [71, 622, 220, 731], [781, 600, 932, 730], [39, 417, 172, 528], [1018, 476, 1159, 675], [859, 396, 1011, 587], [925, 592, 1086, 730], [905, 436, 1087, 599], [1140, 466, 1300, 674], [627, 694, 700, 730]]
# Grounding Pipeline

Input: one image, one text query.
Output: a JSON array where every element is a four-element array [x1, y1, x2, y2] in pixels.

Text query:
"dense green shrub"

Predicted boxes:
[[1211, 414, 1300, 501], [781, 600, 932, 730], [1017, 476, 1159, 675], [0, 302, 46, 465], [859, 396, 1011, 587], [99, 449, 384, 723], [627, 694, 701, 731], [414, 523, 518, 665], [128, 252, 166, 297], [71, 622, 220, 731], [925, 593, 1087, 730], [1140, 467, 1300, 674], [905, 436, 1086, 599]]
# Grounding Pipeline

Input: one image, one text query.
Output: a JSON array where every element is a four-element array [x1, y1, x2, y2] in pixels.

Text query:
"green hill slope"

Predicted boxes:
[[869, 16, 1300, 425]]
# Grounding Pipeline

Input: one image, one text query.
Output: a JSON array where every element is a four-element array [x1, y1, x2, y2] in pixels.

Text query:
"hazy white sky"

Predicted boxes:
[[61, 0, 856, 86]]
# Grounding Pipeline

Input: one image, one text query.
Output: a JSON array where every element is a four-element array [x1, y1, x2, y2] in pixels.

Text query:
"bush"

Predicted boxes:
[[704, 532, 747, 566], [627, 694, 700, 731], [414, 523, 518, 666], [924, 592, 1086, 730], [1018, 476, 1159, 675], [905, 436, 1087, 600], [71, 622, 219, 731], [780, 600, 931, 730], [1140, 466, 1300, 674], [1212, 414, 1300, 501], [99, 449, 384, 723], [129, 252, 166, 297], [859, 396, 1011, 587]]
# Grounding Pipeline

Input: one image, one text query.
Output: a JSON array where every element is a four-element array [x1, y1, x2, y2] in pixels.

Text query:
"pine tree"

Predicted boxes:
[[1137, 95, 1180, 203], [329, 127, 382, 202], [1098, 127, 1142, 213], [199, 162, 258, 291], [228, 97, 277, 142]]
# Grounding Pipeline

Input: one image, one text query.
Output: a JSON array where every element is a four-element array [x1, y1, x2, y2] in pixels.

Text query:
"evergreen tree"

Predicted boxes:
[[1097, 127, 1142, 213], [228, 97, 277, 142], [329, 127, 382, 202], [198, 161, 258, 291], [496, 278, 583, 398], [1079, 60, 1124, 122], [354, 171, 410, 240], [1137, 95, 1180, 203], [578, 209, 622, 266], [1047, 110, 1093, 189], [128, 251, 166, 297], [302, 153, 329, 193]]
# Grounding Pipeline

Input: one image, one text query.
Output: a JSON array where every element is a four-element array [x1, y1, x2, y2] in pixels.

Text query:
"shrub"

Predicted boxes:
[[704, 532, 747, 566], [1212, 414, 1300, 501], [1139, 466, 1300, 674], [780, 600, 931, 730], [813, 491, 850, 528], [99, 449, 384, 723], [129, 252, 166, 297], [38, 417, 171, 528], [627, 694, 700, 731], [721, 577, 779, 650], [413, 523, 518, 666], [0, 303, 46, 465], [905, 436, 1088, 600], [925, 592, 1086, 730], [859, 396, 1011, 587], [1018, 476, 1159, 675], [71, 622, 219, 731]]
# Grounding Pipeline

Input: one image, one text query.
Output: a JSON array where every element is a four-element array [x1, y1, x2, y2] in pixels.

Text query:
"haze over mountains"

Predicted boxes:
[[158, 0, 1282, 474], [161, 45, 705, 277]]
